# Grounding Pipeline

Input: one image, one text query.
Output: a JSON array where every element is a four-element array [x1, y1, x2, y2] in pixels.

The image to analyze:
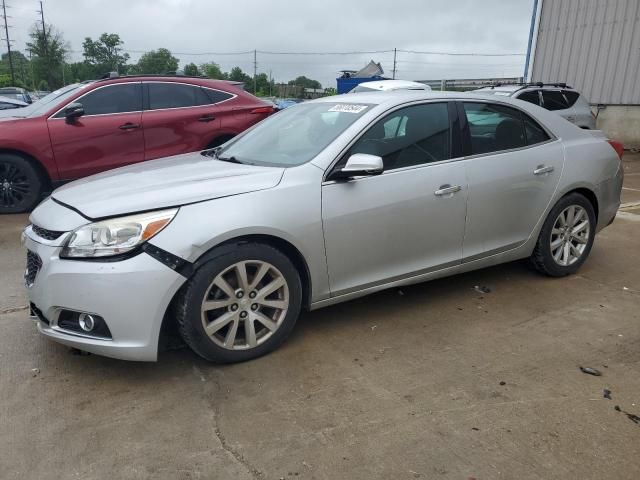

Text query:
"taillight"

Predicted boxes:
[[607, 139, 624, 160], [250, 106, 274, 114]]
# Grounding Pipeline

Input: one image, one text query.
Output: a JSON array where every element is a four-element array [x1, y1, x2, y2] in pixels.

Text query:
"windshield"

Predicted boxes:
[[216, 102, 372, 167], [21, 82, 94, 117]]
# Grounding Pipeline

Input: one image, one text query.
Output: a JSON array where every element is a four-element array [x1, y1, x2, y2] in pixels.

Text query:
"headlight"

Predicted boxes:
[[60, 208, 178, 259]]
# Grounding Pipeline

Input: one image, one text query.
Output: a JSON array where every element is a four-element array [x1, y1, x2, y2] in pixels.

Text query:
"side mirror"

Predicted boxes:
[[64, 102, 85, 123], [330, 153, 384, 181]]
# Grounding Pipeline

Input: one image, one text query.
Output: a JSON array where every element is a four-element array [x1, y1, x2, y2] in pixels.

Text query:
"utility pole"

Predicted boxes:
[[1, 0, 15, 84], [392, 48, 397, 80], [253, 49, 257, 95]]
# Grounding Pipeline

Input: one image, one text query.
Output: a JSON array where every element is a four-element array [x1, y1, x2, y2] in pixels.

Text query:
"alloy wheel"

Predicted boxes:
[[0, 161, 31, 209], [200, 260, 289, 350], [550, 205, 590, 266]]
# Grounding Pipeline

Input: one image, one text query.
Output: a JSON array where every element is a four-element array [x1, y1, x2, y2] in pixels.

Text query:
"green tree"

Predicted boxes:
[[1, 51, 32, 88], [183, 62, 200, 76], [26, 23, 68, 89], [200, 62, 226, 80], [130, 48, 179, 74], [64, 61, 99, 83], [82, 33, 130, 75], [228, 66, 252, 84], [288, 75, 322, 90]]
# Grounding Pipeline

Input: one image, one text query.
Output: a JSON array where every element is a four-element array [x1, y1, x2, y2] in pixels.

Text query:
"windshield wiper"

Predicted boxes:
[[216, 155, 243, 164]]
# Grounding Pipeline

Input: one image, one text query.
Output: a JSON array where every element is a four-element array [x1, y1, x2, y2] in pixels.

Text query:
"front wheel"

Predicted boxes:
[[175, 243, 302, 363], [0, 154, 44, 213], [530, 193, 596, 277]]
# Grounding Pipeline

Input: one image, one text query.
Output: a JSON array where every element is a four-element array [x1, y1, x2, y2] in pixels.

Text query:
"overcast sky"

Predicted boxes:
[[7, 0, 535, 87]]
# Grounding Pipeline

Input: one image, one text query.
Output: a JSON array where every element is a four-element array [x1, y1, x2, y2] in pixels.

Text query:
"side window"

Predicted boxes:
[[541, 90, 569, 111], [203, 88, 234, 104], [73, 83, 142, 116], [522, 114, 550, 145], [516, 90, 541, 106], [463, 102, 526, 154], [562, 90, 580, 107], [348, 103, 450, 170], [148, 83, 212, 110]]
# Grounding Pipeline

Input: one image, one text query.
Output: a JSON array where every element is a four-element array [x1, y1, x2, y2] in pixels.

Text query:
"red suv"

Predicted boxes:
[[0, 75, 274, 213]]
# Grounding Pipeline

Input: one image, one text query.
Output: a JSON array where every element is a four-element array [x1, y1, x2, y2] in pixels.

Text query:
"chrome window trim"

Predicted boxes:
[[48, 81, 143, 120], [145, 81, 238, 112], [47, 80, 238, 120], [322, 99, 456, 183], [322, 98, 559, 184]]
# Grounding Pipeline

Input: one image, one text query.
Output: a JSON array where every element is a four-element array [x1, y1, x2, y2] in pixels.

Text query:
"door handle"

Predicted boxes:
[[533, 165, 554, 175], [119, 122, 140, 130], [198, 114, 216, 122], [434, 184, 462, 197]]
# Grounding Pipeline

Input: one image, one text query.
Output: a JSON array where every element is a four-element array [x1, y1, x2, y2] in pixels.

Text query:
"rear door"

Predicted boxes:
[[460, 101, 564, 260], [47, 82, 144, 179], [141, 82, 229, 159]]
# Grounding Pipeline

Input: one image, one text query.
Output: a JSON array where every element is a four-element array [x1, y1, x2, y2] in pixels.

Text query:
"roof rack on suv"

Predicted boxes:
[[487, 81, 572, 91], [95, 72, 211, 82]]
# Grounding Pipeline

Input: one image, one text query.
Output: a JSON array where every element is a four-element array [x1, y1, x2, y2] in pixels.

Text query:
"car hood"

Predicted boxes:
[[52, 152, 285, 219]]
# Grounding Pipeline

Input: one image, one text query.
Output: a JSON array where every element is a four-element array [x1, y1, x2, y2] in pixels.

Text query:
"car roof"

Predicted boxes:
[[0, 87, 27, 93], [475, 84, 578, 94], [312, 90, 519, 107], [0, 95, 27, 105], [354, 80, 431, 91]]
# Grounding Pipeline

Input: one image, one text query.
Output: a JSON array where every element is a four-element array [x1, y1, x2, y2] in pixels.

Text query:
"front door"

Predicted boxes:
[[322, 102, 468, 296], [47, 82, 144, 180], [460, 101, 564, 260]]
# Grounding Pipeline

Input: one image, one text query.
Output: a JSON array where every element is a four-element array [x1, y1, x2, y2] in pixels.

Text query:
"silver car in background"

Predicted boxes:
[[474, 83, 596, 129], [23, 91, 623, 363]]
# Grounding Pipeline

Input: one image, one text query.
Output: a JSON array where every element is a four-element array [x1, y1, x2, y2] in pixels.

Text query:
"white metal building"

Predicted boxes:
[[527, 0, 640, 146]]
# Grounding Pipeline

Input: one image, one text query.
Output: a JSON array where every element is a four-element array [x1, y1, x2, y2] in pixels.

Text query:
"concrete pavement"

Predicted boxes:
[[1, 155, 639, 480]]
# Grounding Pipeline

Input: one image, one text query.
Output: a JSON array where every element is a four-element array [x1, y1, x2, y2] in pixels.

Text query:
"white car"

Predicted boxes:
[[350, 80, 432, 93]]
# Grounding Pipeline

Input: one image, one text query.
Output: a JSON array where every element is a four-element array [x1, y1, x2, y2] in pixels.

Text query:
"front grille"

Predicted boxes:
[[31, 224, 65, 241], [25, 251, 42, 287]]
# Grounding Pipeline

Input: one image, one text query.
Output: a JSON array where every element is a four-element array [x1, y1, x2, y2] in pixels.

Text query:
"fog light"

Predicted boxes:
[[78, 313, 96, 332]]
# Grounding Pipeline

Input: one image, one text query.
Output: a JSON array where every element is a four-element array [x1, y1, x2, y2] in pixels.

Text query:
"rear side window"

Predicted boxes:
[[516, 90, 541, 106], [562, 90, 580, 107], [148, 83, 213, 110], [72, 83, 142, 116], [462, 102, 526, 154], [203, 88, 234, 104], [541, 91, 569, 111], [522, 114, 550, 145]]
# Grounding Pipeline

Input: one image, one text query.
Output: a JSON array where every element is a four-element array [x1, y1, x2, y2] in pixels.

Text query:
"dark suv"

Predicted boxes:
[[0, 75, 274, 213]]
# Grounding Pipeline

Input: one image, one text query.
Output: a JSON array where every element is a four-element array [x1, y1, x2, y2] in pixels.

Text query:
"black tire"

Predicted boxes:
[[530, 192, 596, 277], [0, 154, 44, 214], [175, 242, 302, 363]]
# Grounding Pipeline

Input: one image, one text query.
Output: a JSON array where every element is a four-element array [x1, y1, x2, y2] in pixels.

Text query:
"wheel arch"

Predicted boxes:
[[563, 186, 599, 221], [0, 148, 52, 190], [159, 233, 313, 351]]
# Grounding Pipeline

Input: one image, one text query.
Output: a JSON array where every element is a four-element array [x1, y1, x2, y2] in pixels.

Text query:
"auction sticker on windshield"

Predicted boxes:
[[328, 104, 368, 113]]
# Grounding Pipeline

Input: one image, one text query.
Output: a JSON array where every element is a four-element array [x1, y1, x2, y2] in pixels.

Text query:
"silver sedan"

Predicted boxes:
[[24, 91, 623, 362]]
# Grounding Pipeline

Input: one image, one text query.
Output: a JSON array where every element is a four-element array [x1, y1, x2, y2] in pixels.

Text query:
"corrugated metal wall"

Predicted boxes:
[[531, 0, 640, 105]]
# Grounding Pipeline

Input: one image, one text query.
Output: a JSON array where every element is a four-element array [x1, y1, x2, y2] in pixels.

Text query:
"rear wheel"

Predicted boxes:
[[530, 193, 596, 277], [0, 154, 43, 214], [176, 242, 302, 363]]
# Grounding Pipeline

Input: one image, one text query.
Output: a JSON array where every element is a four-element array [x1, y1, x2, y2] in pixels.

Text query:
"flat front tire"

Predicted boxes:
[[175, 242, 302, 363], [530, 193, 596, 277]]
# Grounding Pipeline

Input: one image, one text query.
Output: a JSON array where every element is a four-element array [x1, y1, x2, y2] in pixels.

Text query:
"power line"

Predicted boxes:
[[398, 49, 525, 57], [1, 0, 15, 83]]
